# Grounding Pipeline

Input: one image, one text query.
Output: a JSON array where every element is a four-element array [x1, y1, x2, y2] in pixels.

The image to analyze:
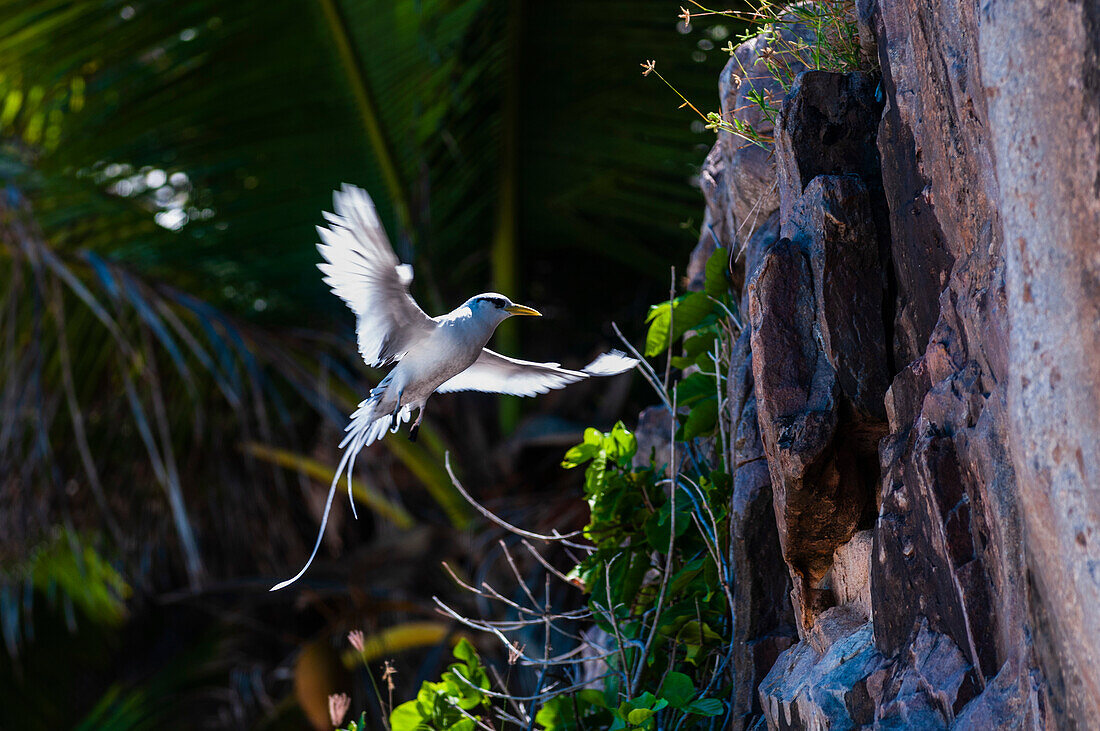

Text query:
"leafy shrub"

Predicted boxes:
[[389, 639, 491, 731], [379, 247, 740, 730]]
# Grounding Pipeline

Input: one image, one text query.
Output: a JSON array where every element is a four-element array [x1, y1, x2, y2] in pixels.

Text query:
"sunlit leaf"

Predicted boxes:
[[340, 621, 451, 666]]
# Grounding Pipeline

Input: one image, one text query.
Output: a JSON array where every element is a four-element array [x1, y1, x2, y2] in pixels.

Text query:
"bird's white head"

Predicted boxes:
[[464, 293, 542, 323]]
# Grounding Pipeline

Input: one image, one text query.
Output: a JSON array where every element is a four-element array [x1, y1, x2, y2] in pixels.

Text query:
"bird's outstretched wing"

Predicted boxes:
[[316, 184, 434, 366], [437, 349, 637, 397]]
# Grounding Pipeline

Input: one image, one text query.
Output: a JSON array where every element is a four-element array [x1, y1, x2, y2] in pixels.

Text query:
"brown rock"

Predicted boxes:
[[787, 175, 890, 422], [829, 529, 873, 619], [738, 209, 781, 318], [775, 71, 884, 233], [632, 405, 675, 474], [749, 237, 855, 634], [983, 0, 1100, 721], [689, 0, 1099, 724], [728, 328, 798, 726], [807, 603, 868, 655]]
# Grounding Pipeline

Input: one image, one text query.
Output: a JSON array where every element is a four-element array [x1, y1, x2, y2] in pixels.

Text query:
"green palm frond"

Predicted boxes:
[[3, 0, 732, 315]]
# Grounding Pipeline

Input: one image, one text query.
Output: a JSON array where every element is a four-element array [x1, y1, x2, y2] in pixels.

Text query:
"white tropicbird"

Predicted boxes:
[[271, 185, 637, 590]]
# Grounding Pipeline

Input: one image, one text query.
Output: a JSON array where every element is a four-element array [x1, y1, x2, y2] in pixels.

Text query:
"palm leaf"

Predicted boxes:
[[243, 441, 417, 530]]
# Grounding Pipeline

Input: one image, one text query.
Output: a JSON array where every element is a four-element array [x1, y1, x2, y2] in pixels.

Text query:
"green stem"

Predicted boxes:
[[316, 0, 413, 239], [493, 2, 521, 433]]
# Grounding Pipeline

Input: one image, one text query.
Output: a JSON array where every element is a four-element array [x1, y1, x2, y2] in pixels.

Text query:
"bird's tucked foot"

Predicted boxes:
[[389, 391, 404, 434], [408, 408, 425, 442]]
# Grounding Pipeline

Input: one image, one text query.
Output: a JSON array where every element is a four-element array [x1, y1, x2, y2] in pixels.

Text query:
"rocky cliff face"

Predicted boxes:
[[682, 0, 1100, 727]]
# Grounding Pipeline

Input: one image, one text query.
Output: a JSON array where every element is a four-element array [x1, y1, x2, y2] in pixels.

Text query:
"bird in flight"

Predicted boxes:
[[271, 185, 637, 590]]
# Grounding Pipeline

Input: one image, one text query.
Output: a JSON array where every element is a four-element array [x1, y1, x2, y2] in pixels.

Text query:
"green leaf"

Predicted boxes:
[[645, 300, 672, 324], [709, 469, 732, 492], [626, 708, 655, 724], [682, 397, 719, 440], [536, 690, 608, 731], [452, 637, 478, 666], [684, 698, 725, 716], [704, 247, 731, 298], [667, 556, 707, 597], [659, 671, 696, 709], [644, 292, 715, 357], [670, 621, 724, 665], [645, 301, 673, 357], [609, 422, 638, 461], [682, 331, 718, 358], [562, 442, 598, 468], [671, 292, 716, 341], [673, 372, 717, 407], [694, 350, 717, 372], [389, 700, 424, 731]]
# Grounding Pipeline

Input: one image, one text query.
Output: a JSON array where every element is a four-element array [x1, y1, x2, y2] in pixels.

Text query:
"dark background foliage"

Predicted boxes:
[[0, 1, 738, 727]]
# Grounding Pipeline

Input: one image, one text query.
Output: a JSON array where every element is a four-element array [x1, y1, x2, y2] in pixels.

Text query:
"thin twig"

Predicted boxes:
[[444, 453, 583, 541], [611, 321, 671, 411], [630, 385, 678, 696], [520, 540, 580, 588]]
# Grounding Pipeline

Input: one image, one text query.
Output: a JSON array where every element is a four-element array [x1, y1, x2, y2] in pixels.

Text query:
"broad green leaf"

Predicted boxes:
[[609, 422, 638, 461], [645, 300, 671, 323], [644, 292, 715, 357], [671, 292, 716, 339], [668, 556, 707, 597], [709, 470, 733, 491], [535, 690, 608, 731], [682, 397, 719, 439], [659, 671, 696, 708], [694, 350, 717, 371], [562, 442, 600, 468], [704, 247, 730, 298], [684, 698, 725, 716], [673, 372, 717, 407], [682, 331, 718, 358], [388, 701, 423, 731], [645, 301, 673, 357], [244, 442, 415, 530], [452, 637, 478, 666]]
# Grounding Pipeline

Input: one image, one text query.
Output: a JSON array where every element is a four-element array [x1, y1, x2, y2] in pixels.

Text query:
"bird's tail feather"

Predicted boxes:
[[270, 395, 410, 591]]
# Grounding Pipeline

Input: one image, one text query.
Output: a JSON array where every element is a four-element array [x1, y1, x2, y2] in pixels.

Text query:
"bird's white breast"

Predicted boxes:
[[393, 310, 496, 400]]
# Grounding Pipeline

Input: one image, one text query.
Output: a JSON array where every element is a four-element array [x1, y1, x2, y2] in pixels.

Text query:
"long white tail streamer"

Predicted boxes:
[[269, 401, 408, 591]]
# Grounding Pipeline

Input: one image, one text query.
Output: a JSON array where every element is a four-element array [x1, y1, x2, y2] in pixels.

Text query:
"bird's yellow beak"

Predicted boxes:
[[504, 303, 542, 317]]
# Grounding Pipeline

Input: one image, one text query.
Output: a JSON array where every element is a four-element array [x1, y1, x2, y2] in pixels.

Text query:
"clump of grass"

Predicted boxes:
[[646, 0, 869, 148]]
